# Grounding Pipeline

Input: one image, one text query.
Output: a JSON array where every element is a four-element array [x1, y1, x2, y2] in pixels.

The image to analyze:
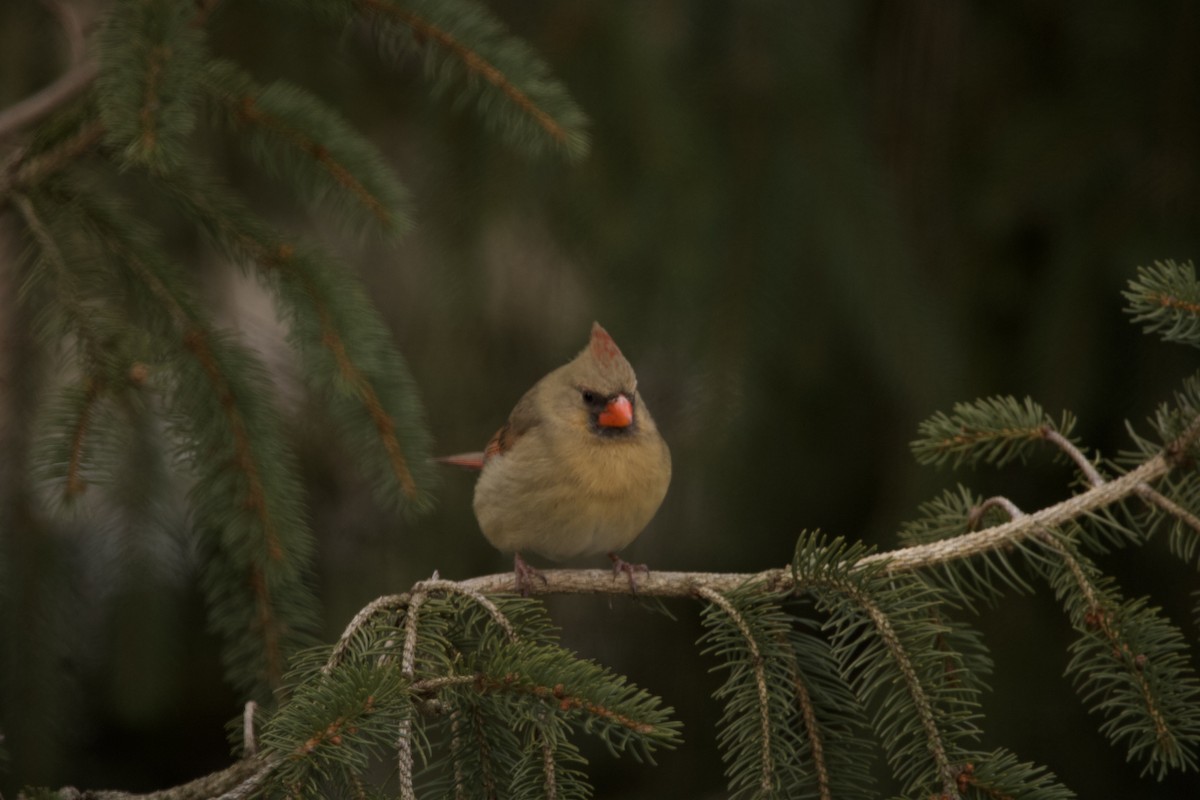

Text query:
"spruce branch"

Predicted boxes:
[[345, 0, 590, 160], [1040, 426, 1105, 486], [0, 117, 105, 199], [12, 187, 109, 362], [381, 401, 1198, 598], [200, 59, 414, 234], [1135, 482, 1200, 538], [0, 60, 99, 143], [694, 586, 777, 797], [696, 584, 873, 799], [359, 0, 562, 139], [43, 184, 322, 696], [326, 593, 409, 673], [1125, 259, 1200, 348], [963, 495, 1200, 778], [151, 164, 436, 508], [96, 0, 206, 172], [360, 579, 527, 798], [912, 396, 1077, 469], [399, 418, 1200, 603], [864, 452, 1175, 573], [370, 437, 1185, 604], [1037, 422, 1200, 539], [790, 672, 831, 800], [1040, 532, 1200, 777], [304, 579, 672, 799], [899, 487, 1036, 609], [794, 534, 975, 798], [954, 749, 1075, 800], [0, 0, 99, 140]]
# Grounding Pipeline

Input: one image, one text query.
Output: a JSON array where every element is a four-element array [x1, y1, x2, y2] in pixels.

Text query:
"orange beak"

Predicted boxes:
[[597, 394, 634, 429]]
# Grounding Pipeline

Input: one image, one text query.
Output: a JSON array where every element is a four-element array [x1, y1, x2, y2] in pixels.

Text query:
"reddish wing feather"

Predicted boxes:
[[484, 423, 513, 462]]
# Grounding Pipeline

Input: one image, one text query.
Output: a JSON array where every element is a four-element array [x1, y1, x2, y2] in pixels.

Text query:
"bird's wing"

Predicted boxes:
[[486, 388, 541, 462], [439, 385, 543, 469]]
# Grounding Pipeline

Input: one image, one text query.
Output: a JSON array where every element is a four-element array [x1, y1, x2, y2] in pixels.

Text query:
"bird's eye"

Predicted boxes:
[[581, 389, 600, 406]]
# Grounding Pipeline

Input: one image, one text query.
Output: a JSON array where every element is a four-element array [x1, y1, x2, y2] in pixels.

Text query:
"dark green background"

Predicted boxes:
[[3, 1, 1200, 797]]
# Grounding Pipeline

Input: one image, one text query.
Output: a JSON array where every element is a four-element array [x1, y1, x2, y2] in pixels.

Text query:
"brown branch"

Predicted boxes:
[[0, 0, 219, 190], [1149, 291, 1200, 316], [1136, 483, 1200, 535], [695, 585, 775, 795], [1039, 423, 1200, 546], [1, 118, 106, 201], [1039, 426, 1105, 486], [46, 412, 1200, 799], [861, 454, 1171, 573], [969, 495, 1174, 756], [9, 191, 114, 498], [64, 377, 103, 497], [84, 213, 290, 688], [355, 0, 568, 144], [788, 657, 832, 800], [229, 238, 421, 502], [0, 0, 99, 141], [233, 95, 393, 225], [808, 575, 958, 797], [137, 44, 171, 157], [0, 58, 99, 142], [49, 754, 271, 800], [316, 300, 420, 500]]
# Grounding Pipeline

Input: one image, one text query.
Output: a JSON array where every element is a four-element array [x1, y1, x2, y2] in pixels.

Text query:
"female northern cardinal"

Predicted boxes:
[[441, 322, 671, 592]]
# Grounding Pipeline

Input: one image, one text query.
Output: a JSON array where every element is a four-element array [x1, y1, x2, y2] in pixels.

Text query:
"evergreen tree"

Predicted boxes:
[[3, 3, 1200, 799]]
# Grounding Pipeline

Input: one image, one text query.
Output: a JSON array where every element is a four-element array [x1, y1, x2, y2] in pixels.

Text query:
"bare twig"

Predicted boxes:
[[394, 577, 521, 800], [1040, 423, 1200, 542], [861, 454, 1171, 574], [1136, 483, 1200, 535], [325, 592, 409, 673], [1, 118, 105, 200], [1040, 426, 1105, 486], [0, 0, 100, 141], [787, 656, 832, 800], [241, 701, 258, 757], [0, 58, 99, 142]]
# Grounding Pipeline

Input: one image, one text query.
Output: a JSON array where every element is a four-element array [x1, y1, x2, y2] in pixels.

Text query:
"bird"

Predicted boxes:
[[439, 322, 672, 593]]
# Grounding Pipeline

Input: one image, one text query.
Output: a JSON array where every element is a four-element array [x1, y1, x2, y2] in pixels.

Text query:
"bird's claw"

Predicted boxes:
[[513, 553, 547, 596], [608, 553, 649, 593]]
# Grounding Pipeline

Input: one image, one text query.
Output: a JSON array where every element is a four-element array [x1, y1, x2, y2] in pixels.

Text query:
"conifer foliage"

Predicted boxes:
[[0, 0, 588, 706], [6, 2, 1200, 799]]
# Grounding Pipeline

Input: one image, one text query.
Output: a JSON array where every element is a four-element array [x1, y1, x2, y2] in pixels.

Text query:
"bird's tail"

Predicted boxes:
[[434, 452, 486, 470]]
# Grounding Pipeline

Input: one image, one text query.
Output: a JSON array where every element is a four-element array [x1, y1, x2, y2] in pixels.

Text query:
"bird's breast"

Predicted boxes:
[[473, 431, 671, 561]]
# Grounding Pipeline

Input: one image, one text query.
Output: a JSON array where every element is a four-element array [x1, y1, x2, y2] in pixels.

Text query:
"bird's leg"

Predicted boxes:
[[513, 552, 547, 596], [608, 552, 649, 593]]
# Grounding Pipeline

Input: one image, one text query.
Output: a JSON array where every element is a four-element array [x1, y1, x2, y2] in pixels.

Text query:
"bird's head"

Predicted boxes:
[[550, 322, 641, 438]]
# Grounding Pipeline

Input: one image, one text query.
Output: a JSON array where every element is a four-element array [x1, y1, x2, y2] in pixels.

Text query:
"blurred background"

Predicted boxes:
[[3, 1, 1200, 797]]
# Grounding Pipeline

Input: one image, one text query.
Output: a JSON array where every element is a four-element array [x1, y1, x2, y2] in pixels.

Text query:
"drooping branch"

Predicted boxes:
[[44, 406, 1200, 799], [0, 0, 99, 140], [354, 0, 570, 147], [0, 58, 99, 141], [695, 585, 776, 795]]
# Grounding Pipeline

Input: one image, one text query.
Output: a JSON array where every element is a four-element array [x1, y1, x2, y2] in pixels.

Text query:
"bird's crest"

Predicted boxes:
[[589, 322, 625, 366]]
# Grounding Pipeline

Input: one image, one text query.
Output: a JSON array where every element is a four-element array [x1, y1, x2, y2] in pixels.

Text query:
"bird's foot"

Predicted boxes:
[[608, 553, 649, 593], [513, 553, 547, 596]]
